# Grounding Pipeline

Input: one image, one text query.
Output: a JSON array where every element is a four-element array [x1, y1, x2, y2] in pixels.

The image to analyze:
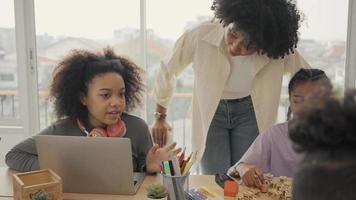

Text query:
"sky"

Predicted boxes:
[[0, 0, 350, 42]]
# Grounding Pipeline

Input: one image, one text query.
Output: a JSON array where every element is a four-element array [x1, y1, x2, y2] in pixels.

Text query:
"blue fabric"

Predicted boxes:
[[200, 96, 259, 174]]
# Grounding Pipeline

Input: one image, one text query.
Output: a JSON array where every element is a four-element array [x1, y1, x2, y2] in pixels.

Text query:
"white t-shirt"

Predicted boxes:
[[222, 54, 257, 99]]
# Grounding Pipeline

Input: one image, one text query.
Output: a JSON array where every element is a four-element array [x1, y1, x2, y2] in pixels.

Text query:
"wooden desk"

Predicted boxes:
[[0, 168, 13, 198], [0, 167, 225, 200], [0, 167, 291, 200]]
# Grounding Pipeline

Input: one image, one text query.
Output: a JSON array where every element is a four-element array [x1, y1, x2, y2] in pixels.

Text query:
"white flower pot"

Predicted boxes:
[[146, 197, 167, 200]]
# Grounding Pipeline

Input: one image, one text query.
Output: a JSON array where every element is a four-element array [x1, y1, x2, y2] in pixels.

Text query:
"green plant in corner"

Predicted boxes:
[[146, 183, 168, 199], [31, 190, 50, 200]]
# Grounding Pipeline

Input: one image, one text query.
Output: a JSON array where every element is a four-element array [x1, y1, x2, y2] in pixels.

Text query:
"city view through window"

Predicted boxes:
[[0, 0, 349, 152]]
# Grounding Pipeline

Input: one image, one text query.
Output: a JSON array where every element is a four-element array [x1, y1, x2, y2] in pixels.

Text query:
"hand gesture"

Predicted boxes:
[[146, 142, 181, 173]]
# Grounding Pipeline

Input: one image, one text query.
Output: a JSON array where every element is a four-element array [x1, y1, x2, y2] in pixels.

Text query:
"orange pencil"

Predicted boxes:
[[180, 159, 188, 174], [185, 152, 193, 163], [183, 152, 197, 174]]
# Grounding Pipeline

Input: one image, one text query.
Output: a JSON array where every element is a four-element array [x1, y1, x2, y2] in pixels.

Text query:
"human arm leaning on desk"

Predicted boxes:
[[227, 125, 274, 188], [5, 137, 39, 172], [5, 125, 60, 172], [151, 27, 197, 147], [5, 119, 82, 172]]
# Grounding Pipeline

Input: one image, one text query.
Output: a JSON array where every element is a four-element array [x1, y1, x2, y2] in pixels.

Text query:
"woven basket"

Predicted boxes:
[[13, 169, 62, 200]]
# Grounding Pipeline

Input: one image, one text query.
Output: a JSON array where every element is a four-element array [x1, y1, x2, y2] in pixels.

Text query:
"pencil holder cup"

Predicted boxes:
[[162, 173, 189, 200]]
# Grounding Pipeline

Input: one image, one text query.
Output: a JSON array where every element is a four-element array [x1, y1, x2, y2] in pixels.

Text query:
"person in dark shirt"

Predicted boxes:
[[6, 48, 177, 173]]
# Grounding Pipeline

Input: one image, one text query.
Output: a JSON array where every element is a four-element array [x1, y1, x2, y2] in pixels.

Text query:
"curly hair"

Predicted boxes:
[[211, 0, 301, 59], [50, 48, 145, 120], [290, 90, 356, 200]]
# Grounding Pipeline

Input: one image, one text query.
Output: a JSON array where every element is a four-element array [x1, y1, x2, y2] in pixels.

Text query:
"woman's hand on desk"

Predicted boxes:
[[152, 119, 172, 147], [146, 142, 181, 173]]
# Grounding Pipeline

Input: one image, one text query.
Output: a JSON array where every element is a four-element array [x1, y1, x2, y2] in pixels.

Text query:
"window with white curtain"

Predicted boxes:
[[32, 0, 350, 140], [0, 1, 19, 122], [277, 0, 349, 122], [298, 0, 348, 93], [146, 0, 214, 152], [34, 0, 140, 129], [0, 0, 30, 167], [0, 0, 352, 167]]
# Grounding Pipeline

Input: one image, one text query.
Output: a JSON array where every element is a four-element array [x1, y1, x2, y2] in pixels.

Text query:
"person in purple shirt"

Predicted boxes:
[[227, 68, 332, 188]]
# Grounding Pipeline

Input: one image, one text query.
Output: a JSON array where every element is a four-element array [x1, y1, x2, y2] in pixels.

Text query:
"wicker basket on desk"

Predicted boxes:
[[13, 169, 62, 200]]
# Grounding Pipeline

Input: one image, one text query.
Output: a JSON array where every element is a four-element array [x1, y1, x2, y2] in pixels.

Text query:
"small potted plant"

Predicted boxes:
[[146, 183, 168, 200], [31, 191, 50, 200]]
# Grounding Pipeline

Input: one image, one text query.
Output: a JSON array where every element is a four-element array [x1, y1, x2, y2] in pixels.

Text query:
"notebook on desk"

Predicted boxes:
[[35, 135, 145, 195]]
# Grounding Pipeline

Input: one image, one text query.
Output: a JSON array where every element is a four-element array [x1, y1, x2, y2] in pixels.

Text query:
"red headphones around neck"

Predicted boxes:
[[76, 118, 126, 137]]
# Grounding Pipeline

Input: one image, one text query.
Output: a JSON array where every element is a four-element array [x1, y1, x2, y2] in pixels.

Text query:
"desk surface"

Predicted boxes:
[[0, 167, 224, 200], [0, 167, 291, 200]]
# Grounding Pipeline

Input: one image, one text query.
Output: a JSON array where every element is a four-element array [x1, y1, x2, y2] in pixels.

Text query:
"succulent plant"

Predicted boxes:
[[31, 191, 50, 200], [146, 184, 168, 199]]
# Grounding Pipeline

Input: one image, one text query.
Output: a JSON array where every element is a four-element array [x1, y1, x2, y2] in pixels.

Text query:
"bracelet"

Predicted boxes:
[[154, 111, 167, 120]]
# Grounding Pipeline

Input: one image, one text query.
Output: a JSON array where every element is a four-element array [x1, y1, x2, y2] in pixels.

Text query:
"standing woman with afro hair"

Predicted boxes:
[[6, 48, 177, 173], [152, 0, 310, 174]]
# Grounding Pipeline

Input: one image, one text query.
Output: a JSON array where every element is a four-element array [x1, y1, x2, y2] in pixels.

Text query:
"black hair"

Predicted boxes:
[[289, 90, 356, 200], [211, 0, 301, 59], [286, 68, 331, 120], [50, 48, 144, 121], [293, 158, 356, 200]]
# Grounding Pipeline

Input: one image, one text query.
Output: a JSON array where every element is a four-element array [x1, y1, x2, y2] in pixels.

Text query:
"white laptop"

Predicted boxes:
[[35, 135, 145, 195]]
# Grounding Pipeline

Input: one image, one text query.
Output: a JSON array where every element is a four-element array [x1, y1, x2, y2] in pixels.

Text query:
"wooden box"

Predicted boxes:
[[13, 169, 62, 200]]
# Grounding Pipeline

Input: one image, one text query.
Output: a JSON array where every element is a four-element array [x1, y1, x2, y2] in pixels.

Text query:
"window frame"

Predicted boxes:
[[5, 0, 356, 135], [345, 0, 356, 89], [0, 0, 39, 136]]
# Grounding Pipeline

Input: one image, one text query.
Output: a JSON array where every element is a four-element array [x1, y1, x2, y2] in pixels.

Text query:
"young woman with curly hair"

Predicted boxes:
[[152, 0, 310, 174], [290, 90, 356, 200], [6, 48, 176, 173]]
